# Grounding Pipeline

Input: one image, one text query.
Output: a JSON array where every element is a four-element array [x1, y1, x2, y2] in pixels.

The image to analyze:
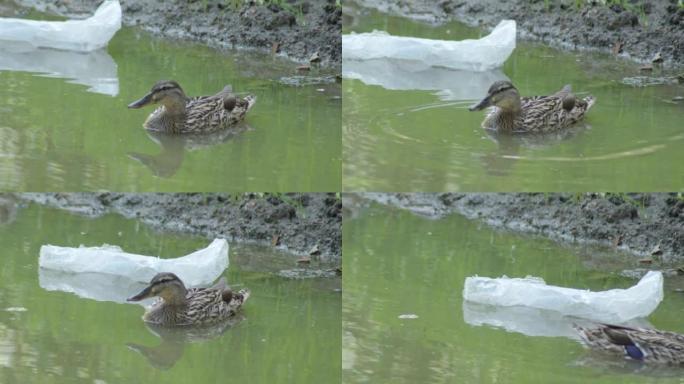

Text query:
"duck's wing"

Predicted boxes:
[[576, 323, 684, 363]]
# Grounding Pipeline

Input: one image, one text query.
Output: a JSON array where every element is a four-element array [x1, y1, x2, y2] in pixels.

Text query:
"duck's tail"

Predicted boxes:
[[244, 95, 257, 112], [224, 288, 250, 308]]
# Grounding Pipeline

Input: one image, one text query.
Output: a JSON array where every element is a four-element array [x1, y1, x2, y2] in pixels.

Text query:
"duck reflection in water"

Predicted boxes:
[[479, 124, 589, 177], [127, 314, 245, 370], [127, 124, 251, 178]]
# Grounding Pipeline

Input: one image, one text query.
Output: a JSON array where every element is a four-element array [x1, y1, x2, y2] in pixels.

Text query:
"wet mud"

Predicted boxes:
[[355, 193, 684, 264], [11, 0, 342, 67], [352, 0, 684, 67], [18, 193, 342, 264]]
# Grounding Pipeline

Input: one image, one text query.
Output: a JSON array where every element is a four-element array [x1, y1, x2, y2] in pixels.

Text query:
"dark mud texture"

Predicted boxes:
[[354, 0, 684, 67], [19, 193, 342, 264], [362, 193, 684, 263], [16, 0, 341, 67]]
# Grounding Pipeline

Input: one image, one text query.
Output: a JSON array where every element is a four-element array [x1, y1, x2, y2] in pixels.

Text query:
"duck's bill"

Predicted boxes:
[[468, 95, 492, 111], [127, 285, 153, 301], [127, 92, 153, 109]]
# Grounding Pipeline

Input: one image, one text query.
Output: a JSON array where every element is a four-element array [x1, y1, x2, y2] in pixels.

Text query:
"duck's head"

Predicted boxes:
[[128, 272, 187, 304], [128, 80, 187, 110], [469, 81, 521, 112]]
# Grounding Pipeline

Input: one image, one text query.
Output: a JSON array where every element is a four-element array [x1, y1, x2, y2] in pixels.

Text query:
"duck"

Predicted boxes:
[[469, 81, 595, 133], [574, 323, 684, 364], [127, 80, 256, 134], [127, 272, 250, 326]]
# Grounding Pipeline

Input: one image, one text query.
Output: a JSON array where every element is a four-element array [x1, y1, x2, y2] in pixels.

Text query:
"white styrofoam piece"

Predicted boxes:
[[343, 19, 516, 72]]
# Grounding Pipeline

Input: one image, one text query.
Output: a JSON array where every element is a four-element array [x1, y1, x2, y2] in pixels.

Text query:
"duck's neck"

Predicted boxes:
[[160, 287, 188, 307], [154, 98, 188, 133], [495, 108, 520, 131], [162, 96, 188, 116]]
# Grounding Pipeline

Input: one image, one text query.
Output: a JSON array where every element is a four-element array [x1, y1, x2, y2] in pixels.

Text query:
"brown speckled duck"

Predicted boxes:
[[575, 323, 684, 365], [127, 272, 249, 326], [128, 80, 256, 134], [469, 81, 595, 133]]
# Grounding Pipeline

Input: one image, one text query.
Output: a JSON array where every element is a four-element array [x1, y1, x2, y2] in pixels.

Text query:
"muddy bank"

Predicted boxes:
[[358, 193, 684, 263], [351, 0, 684, 67], [12, 0, 341, 68], [18, 193, 341, 265]]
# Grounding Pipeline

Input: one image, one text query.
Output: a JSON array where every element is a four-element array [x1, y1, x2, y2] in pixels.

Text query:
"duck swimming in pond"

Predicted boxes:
[[575, 323, 684, 364], [127, 272, 249, 326], [128, 80, 256, 134], [469, 81, 595, 133]]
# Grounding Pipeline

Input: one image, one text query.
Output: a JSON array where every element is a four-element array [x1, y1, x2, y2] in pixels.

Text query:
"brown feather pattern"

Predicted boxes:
[[575, 324, 684, 365], [481, 84, 595, 133], [144, 88, 256, 134], [142, 283, 250, 326]]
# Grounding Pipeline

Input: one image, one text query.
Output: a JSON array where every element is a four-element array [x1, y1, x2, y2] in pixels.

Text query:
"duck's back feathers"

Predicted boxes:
[[575, 323, 684, 365], [143, 85, 256, 134], [143, 283, 250, 326], [481, 85, 594, 133]]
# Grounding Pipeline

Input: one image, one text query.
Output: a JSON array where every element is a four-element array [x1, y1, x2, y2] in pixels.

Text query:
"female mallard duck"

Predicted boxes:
[[128, 80, 256, 134], [127, 272, 249, 326], [575, 323, 684, 364], [469, 81, 595, 133]]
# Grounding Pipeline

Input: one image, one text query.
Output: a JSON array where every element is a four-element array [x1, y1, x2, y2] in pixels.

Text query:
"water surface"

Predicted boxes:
[[343, 4, 684, 191], [0, 199, 341, 383], [0, 18, 341, 192], [343, 198, 684, 383]]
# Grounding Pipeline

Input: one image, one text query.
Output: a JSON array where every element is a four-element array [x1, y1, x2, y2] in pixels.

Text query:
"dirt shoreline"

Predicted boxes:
[[352, 0, 684, 67], [11, 0, 341, 68], [18, 193, 342, 265], [359, 193, 684, 264]]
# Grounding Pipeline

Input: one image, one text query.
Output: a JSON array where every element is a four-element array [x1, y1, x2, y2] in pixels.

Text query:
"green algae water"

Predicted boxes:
[[342, 4, 684, 192], [342, 198, 684, 384], [0, 24, 341, 192], [0, 199, 341, 383]]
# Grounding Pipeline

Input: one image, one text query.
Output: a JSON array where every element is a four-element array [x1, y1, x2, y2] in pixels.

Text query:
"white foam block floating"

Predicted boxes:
[[342, 20, 516, 72], [39, 238, 229, 287], [0, 0, 121, 52], [342, 59, 509, 101], [462, 271, 663, 323]]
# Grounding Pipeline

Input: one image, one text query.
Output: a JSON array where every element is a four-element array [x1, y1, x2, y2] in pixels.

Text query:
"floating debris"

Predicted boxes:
[[297, 256, 311, 264], [309, 52, 320, 63], [296, 65, 310, 72], [621, 76, 680, 87], [278, 75, 338, 87], [276, 268, 338, 279], [39, 239, 228, 286], [464, 271, 663, 323], [309, 244, 320, 256], [651, 51, 663, 63], [398, 314, 419, 319], [612, 40, 623, 55], [650, 243, 663, 256], [639, 64, 653, 71], [5, 307, 27, 312]]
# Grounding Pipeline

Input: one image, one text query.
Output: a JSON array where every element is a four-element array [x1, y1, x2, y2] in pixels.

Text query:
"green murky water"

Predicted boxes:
[[0, 199, 341, 383], [0, 24, 341, 192], [343, 4, 684, 192], [343, 198, 684, 383]]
